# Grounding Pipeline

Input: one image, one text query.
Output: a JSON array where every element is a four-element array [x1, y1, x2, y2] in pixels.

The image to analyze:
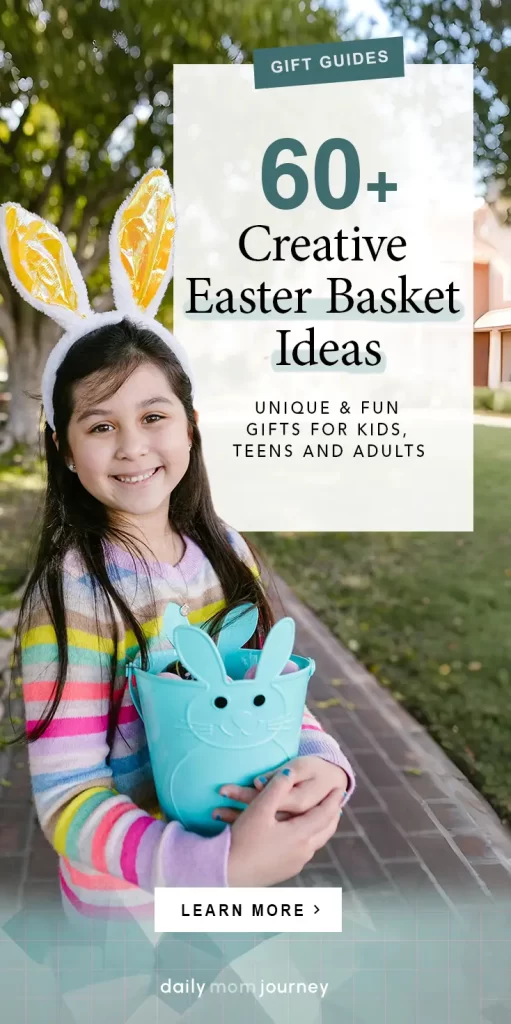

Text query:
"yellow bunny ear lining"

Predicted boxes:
[[0, 203, 91, 329], [109, 168, 176, 320]]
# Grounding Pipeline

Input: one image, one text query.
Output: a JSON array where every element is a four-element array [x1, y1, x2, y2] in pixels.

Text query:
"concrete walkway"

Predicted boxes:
[[1, 580, 511, 912], [475, 413, 511, 428]]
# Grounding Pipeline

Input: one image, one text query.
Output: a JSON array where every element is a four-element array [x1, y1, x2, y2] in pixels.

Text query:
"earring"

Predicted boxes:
[[68, 463, 76, 472], [188, 443, 192, 452]]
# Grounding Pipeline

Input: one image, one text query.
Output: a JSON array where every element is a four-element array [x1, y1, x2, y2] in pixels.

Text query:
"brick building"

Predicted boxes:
[[474, 201, 511, 387]]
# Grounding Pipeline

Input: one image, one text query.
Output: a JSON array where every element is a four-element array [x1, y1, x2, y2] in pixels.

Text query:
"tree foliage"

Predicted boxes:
[[0, 0, 345, 442], [381, 1, 511, 199], [0, 0, 343, 308]]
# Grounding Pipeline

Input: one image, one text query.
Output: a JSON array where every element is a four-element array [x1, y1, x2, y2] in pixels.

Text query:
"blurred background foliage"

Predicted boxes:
[[381, 0, 511, 204], [0, 0, 346, 446]]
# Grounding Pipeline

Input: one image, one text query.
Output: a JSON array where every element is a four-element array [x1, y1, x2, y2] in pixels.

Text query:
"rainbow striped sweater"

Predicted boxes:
[[22, 529, 355, 920]]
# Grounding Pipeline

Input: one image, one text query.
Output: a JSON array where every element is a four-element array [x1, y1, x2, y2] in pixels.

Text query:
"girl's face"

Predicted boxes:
[[65, 362, 192, 519]]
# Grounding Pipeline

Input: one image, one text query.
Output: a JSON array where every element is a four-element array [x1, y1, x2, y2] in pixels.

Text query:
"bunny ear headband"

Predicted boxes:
[[0, 168, 194, 430]]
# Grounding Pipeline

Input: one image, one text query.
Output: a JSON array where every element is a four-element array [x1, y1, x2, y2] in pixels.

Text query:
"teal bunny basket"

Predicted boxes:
[[127, 603, 315, 837]]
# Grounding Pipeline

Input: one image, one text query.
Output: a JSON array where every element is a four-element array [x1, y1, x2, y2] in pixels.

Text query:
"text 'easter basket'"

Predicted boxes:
[[126, 602, 315, 836]]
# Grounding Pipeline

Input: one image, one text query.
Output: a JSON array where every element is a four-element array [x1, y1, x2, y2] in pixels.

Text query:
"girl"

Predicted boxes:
[[2, 172, 355, 922]]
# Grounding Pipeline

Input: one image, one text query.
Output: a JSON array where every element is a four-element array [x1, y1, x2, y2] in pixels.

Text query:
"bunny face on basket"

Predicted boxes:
[[172, 674, 292, 749], [155, 605, 304, 751]]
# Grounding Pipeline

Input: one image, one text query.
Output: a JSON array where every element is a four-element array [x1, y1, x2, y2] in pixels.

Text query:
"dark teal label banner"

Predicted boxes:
[[253, 38, 405, 90]]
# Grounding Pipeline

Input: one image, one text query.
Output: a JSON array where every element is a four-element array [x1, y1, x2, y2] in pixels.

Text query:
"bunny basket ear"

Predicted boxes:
[[0, 203, 91, 330], [109, 167, 176, 320]]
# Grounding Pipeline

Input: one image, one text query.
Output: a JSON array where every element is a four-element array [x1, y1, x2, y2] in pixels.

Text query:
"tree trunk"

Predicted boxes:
[[6, 348, 44, 446], [1, 313, 60, 449], [0, 227, 110, 451]]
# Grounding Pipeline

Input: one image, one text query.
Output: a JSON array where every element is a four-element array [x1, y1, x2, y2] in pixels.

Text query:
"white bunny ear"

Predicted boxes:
[[109, 167, 176, 320], [0, 203, 91, 330]]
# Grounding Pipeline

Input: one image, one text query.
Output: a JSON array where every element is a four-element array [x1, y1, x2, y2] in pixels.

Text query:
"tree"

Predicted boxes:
[[0, 0, 346, 447], [381, 1, 511, 201]]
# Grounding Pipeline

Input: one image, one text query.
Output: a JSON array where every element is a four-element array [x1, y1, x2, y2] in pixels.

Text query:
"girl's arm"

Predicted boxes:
[[22, 574, 232, 892]]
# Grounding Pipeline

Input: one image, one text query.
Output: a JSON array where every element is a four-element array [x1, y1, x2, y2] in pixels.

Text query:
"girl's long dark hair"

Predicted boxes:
[[12, 318, 274, 744]]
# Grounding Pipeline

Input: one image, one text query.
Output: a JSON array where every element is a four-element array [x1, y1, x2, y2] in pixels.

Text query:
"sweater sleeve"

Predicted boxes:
[[22, 562, 232, 891], [299, 705, 356, 803]]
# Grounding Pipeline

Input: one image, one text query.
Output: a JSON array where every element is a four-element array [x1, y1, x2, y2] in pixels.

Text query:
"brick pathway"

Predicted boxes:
[[276, 577, 511, 909], [1, 578, 511, 913]]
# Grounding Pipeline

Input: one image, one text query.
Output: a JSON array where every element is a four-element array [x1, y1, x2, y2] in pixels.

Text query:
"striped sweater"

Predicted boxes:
[[22, 529, 355, 920]]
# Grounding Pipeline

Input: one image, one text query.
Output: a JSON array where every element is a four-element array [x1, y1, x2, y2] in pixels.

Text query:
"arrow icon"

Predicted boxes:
[[314, 905, 319, 914]]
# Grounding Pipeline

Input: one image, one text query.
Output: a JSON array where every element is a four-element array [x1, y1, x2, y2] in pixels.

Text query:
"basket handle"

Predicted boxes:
[[126, 662, 143, 720]]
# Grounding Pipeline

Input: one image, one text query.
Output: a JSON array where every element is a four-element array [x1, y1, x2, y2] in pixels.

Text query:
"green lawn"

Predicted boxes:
[[249, 425, 511, 824], [0, 448, 45, 747]]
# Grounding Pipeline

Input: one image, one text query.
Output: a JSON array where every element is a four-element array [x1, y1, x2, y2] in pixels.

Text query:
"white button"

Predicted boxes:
[[154, 888, 342, 933]]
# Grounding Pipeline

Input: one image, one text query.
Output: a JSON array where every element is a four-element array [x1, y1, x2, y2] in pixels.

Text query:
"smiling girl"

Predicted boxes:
[[1, 171, 355, 921]]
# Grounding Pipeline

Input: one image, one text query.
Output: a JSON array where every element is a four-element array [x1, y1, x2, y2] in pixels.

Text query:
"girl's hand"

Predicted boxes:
[[227, 766, 344, 887], [213, 756, 348, 824]]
